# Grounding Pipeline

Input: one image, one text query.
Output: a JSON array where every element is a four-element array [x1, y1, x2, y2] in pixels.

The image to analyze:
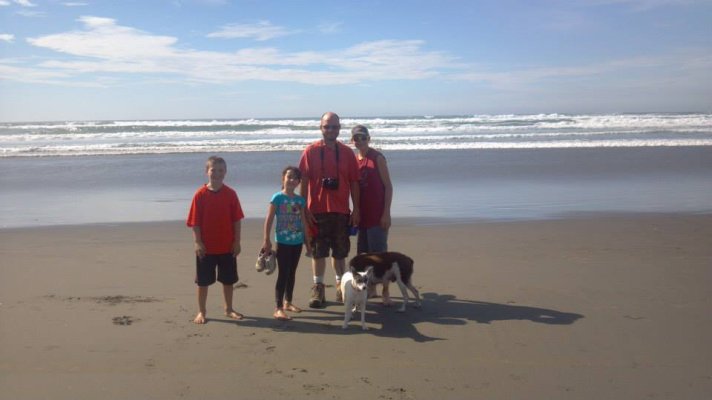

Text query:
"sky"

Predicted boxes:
[[0, 0, 711, 122]]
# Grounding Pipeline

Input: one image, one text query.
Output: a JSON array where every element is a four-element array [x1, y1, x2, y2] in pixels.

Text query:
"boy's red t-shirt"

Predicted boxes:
[[186, 184, 244, 254]]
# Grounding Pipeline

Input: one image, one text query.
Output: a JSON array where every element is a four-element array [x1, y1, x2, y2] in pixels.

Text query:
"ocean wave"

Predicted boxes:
[[1, 113, 711, 157], [3, 138, 712, 157], [3, 113, 710, 130]]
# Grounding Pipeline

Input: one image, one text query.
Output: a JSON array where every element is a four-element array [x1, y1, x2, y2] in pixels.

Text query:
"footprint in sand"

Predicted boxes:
[[112, 315, 136, 325]]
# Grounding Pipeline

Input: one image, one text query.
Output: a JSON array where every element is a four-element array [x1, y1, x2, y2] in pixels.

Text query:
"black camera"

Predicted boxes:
[[321, 177, 339, 190]]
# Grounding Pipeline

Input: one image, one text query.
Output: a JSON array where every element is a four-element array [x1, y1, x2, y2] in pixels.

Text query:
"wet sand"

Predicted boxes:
[[1, 214, 711, 399]]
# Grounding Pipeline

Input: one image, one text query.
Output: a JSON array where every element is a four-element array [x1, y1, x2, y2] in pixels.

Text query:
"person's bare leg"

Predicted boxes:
[[194, 286, 208, 324], [223, 283, 243, 320], [333, 257, 346, 302], [332, 257, 345, 278], [312, 257, 326, 278]]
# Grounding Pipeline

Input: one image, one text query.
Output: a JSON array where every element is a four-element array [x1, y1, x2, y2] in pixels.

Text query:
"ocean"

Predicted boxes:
[[2, 113, 712, 157], [1, 113, 711, 228]]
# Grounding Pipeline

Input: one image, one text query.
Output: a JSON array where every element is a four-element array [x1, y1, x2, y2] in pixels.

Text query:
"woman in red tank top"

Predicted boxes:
[[351, 124, 395, 305]]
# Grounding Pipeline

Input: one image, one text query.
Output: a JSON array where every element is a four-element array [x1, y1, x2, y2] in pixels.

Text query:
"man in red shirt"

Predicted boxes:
[[187, 156, 245, 324], [299, 112, 360, 308]]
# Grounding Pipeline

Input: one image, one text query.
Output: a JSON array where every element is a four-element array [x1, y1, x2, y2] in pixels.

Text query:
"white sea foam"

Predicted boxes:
[[1, 113, 710, 157]]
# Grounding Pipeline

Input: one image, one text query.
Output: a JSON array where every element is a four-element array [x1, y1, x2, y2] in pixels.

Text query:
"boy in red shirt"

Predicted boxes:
[[187, 156, 245, 324]]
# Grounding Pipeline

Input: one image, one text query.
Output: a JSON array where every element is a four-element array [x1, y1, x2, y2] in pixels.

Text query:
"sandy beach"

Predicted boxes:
[[1, 214, 710, 399]]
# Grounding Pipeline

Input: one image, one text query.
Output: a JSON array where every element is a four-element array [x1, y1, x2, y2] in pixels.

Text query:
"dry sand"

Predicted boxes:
[[1, 214, 711, 399]]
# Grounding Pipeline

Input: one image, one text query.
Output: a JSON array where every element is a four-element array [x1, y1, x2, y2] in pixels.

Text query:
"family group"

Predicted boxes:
[[186, 112, 393, 324]]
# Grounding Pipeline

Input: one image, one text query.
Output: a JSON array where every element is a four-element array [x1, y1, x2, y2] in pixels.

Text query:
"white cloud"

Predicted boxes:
[[28, 16, 178, 59], [454, 51, 712, 90], [21, 16, 458, 86], [318, 21, 343, 34], [16, 9, 44, 17], [207, 21, 298, 41], [0, 59, 101, 86], [16, 15, 711, 95], [0, 34, 14, 42], [574, 0, 701, 10], [62, 2, 89, 6], [0, 1, 11, 6], [14, 0, 37, 6]]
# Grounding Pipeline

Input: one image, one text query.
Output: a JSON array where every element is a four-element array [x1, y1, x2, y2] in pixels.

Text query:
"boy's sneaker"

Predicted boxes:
[[255, 250, 267, 272], [309, 283, 325, 308], [335, 284, 343, 303], [264, 251, 277, 275]]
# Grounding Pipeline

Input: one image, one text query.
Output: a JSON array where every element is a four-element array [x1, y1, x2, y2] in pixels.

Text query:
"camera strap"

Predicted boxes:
[[320, 142, 339, 177]]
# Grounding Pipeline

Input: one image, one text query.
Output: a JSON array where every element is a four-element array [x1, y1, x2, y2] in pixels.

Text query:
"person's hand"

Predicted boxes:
[[261, 239, 272, 253], [380, 214, 391, 231], [350, 208, 360, 227], [232, 242, 241, 257], [305, 209, 316, 225], [194, 241, 206, 258]]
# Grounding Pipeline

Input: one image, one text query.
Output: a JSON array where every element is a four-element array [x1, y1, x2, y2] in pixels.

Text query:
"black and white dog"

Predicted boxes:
[[349, 252, 421, 312], [340, 266, 372, 330]]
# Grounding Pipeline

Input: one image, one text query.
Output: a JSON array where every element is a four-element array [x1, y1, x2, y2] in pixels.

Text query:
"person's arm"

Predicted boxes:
[[262, 203, 276, 252], [300, 203, 312, 254], [299, 152, 316, 225], [348, 149, 361, 227], [232, 219, 242, 257], [376, 155, 393, 230], [299, 179, 308, 202], [301, 178, 316, 225], [192, 226, 206, 258], [350, 180, 360, 227]]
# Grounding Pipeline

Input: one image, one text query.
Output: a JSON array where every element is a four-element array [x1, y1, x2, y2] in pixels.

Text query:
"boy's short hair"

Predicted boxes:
[[206, 156, 227, 170]]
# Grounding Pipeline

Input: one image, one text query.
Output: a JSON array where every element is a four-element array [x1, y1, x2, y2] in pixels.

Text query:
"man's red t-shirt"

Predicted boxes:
[[299, 140, 359, 215], [186, 184, 244, 254]]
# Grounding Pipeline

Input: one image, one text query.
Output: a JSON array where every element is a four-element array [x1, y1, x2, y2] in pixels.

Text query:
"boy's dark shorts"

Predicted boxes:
[[313, 212, 350, 259], [195, 253, 238, 286]]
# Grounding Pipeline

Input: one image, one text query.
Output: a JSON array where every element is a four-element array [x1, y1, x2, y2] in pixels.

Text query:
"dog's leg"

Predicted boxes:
[[382, 281, 393, 306], [407, 282, 421, 308], [392, 265, 409, 312], [359, 297, 368, 330], [395, 280, 409, 312], [343, 298, 352, 329]]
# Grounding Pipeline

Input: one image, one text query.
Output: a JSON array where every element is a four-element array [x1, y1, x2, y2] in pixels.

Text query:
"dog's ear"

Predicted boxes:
[[366, 265, 374, 275], [349, 265, 357, 275]]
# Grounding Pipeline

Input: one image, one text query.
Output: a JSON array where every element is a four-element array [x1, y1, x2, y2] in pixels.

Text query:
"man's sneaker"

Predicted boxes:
[[309, 283, 325, 308], [264, 251, 277, 275], [335, 283, 343, 303], [255, 250, 267, 272]]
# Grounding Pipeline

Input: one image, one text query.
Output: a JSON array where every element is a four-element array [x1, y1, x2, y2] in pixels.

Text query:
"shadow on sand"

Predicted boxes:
[[208, 292, 584, 343]]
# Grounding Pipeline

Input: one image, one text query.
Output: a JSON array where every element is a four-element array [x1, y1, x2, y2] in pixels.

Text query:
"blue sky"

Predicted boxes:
[[0, 0, 710, 122]]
